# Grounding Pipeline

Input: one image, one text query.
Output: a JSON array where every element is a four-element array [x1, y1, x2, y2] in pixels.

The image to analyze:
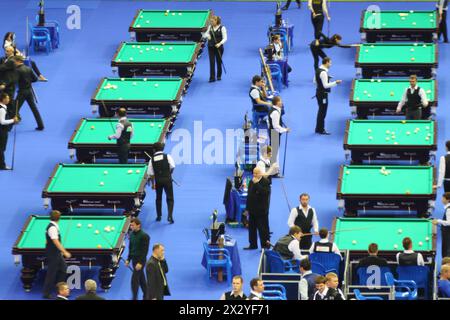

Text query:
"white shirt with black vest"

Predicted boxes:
[[309, 238, 342, 259], [108, 117, 134, 140], [287, 205, 319, 232], [0, 103, 14, 126], [248, 290, 263, 300], [396, 250, 425, 266], [287, 236, 308, 261], [269, 105, 288, 134], [436, 203, 450, 227], [314, 65, 337, 89], [147, 151, 176, 176], [47, 221, 60, 241], [438, 152, 450, 188], [203, 25, 228, 46], [396, 85, 429, 113]]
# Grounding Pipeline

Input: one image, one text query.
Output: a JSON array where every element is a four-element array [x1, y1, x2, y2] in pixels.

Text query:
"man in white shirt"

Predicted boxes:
[[310, 228, 342, 259], [396, 74, 429, 120], [273, 226, 308, 261], [0, 93, 19, 170], [299, 258, 320, 300], [433, 193, 450, 258], [108, 108, 134, 164], [256, 145, 279, 182], [438, 0, 448, 43], [203, 15, 227, 82], [314, 57, 342, 135], [435, 141, 450, 192], [147, 143, 176, 224], [248, 278, 265, 300], [249, 75, 272, 113], [396, 237, 425, 266], [312, 275, 328, 300], [268, 96, 290, 164], [288, 193, 319, 250]]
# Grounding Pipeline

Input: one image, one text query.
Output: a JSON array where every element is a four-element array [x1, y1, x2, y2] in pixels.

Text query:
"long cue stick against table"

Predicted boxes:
[[280, 178, 292, 212], [100, 99, 117, 134], [11, 100, 19, 170], [259, 48, 275, 92], [143, 151, 181, 187], [62, 216, 73, 247], [282, 130, 288, 177]]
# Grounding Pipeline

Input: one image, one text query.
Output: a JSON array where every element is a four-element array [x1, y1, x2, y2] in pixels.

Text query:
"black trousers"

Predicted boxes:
[[0, 128, 8, 168], [42, 255, 67, 296], [315, 92, 329, 133], [310, 45, 327, 70], [248, 213, 270, 248], [284, 0, 301, 8], [118, 143, 130, 164], [311, 13, 325, 40], [442, 228, 450, 258], [208, 45, 224, 80], [156, 179, 174, 219], [439, 10, 448, 42], [131, 260, 147, 300], [300, 235, 312, 251], [17, 89, 44, 128], [443, 180, 450, 193], [405, 108, 422, 120], [30, 60, 42, 77]]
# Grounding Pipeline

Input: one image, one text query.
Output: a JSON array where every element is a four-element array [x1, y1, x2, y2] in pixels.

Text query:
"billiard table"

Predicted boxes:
[[129, 9, 212, 42], [68, 118, 169, 163], [343, 120, 437, 164], [355, 43, 438, 78], [331, 217, 436, 260], [349, 79, 437, 118], [12, 215, 131, 291], [91, 77, 187, 117], [336, 165, 436, 217], [111, 42, 202, 78], [42, 163, 148, 214], [360, 10, 439, 42]]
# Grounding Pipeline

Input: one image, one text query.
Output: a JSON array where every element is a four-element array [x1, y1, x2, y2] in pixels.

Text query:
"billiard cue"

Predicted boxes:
[[62, 216, 73, 247], [100, 99, 117, 134], [326, 0, 331, 38], [31, 86, 39, 104], [282, 130, 288, 177], [207, 20, 227, 74], [279, 178, 292, 212], [300, 227, 374, 237], [143, 151, 181, 187], [119, 257, 135, 272], [11, 100, 19, 170]]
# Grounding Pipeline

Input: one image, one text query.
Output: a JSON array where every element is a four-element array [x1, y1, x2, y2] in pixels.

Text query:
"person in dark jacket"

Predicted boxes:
[[75, 279, 105, 300], [55, 282, 70, 300], [126, 218, 150, 300], [357, 243, 388, 269], [145, 243, 170, 300], [309, 33, 357, 70], [243, 167, 271, 250]]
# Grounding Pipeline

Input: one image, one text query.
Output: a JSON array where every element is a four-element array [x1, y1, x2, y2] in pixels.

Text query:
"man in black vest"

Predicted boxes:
[[42, 210, 71, 299], [256, 145, 279, 183], [108, 108, 133, 164], [436, 141, 450, 192], [220, 275, 247, 300], [273, 226, 306, 260], [299, 258, 320, 300], [308, 0, 331, 42], [268, 96, 290, 164], [148, 142, 175, 224], [0, 48, 18, 123], [314, 57, 342, 135], [243, 167, 271, 250], [433, 193, 450, 258], [396, 237, 425, 266], [0, 93, 19, 170], [249, 75, 272, 113], [248, 278, 265, 300], [357, 243, 388, 269], [310, 228, 342, 259], [204, 15, 227, 82], [12, 56, 44, 130], [438, 0, 449, 43], [396, 74, 429, 120], [287, 193, 319, 251]]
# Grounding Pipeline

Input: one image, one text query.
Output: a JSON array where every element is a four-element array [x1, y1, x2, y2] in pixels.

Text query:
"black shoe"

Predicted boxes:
[[209, 78, 216, 83], [0, 166, 12, 170], [316, 130, 331, 135], [243, 246, 258, 250], [42, 294, 53, 299], [297, 3, 301, 8], [168, 217, 174, 224], [156, 216, 161, 222], [217, 77, 221, 81], [35, 127, 44, 131], [281, 6, 288, 10]]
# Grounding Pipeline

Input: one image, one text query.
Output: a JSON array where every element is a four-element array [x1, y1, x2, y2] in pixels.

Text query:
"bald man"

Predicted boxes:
[[243, 167, 271, 250]]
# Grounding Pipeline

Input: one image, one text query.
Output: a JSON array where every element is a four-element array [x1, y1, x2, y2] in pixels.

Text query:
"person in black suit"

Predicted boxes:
[[75, 279, 105, 300], [55, 282, 70, 300], [11, 56, 44, 130], [0, 48, 18, 122], [357, 243, 388, 269], [243, 167, 271, 250], [145, 243, 170, 300]]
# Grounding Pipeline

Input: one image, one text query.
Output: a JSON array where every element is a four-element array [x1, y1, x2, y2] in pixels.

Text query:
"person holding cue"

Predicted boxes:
[[433, 193, 450, 258], [438, 0, 448, 43], [395, 74, 429, 120], [0, 93, 19, 170], [42, 210, 71, 299], [203, 15, 227, 83], [308, 0, 330, 42], [287, 193, 319, 251], [108, 108, 134, 164]]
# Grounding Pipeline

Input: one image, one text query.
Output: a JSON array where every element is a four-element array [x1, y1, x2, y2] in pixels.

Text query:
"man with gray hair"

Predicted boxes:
[[75, 279, 105, 300]]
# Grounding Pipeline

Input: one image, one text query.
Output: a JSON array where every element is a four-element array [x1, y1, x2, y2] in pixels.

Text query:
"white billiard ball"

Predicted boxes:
[[88, 224, 93, 228], [111, 227, 115, 231], [132, 82, 137, 86], [394, 244, 398, 249], [346, 171, 350, 175], [77, 223, 82, 228], [419, 241, 423, 246], [136, 170, 141, 174], [368, 136, 373, 140], [398, 229, 403, 234], [425, 237, 430, 241], [99, 182, 104, 186], [377, 79, 381, 83], [143, 78, 147, 81], [169, 47, 173, 50], [352, 240, 357, 245], [154, 84, 159, 87], [128, 170, 133, 174], [129, 57, 133, 61], [95, 230, 100, 235], [150, 123, 154, 127], [103, 170, 108, 175]]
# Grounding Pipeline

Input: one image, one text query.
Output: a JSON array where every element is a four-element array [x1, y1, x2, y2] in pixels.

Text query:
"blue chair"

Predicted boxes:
[[251, 104, 268, 128], [353, 289, 383, 300], [311, 261, 327, 275], [267, 63, 283, 92], [29, 24, 52, 54], [35, 15, 60, 48], [396, 265, 430, 299], [262, 284, 287, 300], [203, 242, 232, 285], [385, 272, 418, 300], [309, 253, 341, 275], [356, 266, 390, 287], [264, 250, 299, 273]]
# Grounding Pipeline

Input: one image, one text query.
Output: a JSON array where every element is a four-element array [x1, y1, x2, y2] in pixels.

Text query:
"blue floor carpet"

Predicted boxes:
[[0, 1, 448, 300]]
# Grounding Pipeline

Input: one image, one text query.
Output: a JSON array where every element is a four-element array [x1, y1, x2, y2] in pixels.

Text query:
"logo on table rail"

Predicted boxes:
[[166, 122, 284, 166]]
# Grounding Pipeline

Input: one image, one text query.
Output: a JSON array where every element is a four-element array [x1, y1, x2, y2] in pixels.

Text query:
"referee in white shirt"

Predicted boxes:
[[433, 193, 450, 258], [42, 210, 72, 299], [436, 141, 450, 192], [314, 57, 342, 135], [438, 0, 448, 43], [395, 75, 429, 120], [287, 193, 319, 250], [268, 96, 290, 163], [203, 15, 227, 82], [0, 92, 19, 170]]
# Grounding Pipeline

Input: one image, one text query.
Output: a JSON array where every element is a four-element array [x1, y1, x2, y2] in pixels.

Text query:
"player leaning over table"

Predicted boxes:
[[108, 108, 134, 164], [395, 74, 429, 120]]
